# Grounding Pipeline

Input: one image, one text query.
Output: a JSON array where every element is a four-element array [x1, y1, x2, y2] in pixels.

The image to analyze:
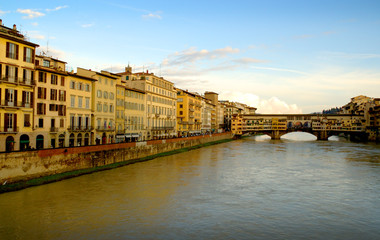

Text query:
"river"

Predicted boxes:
[[1, 134, 380, 240]]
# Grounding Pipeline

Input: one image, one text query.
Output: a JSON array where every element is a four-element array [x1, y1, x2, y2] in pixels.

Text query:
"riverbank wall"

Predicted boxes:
[[0, 132, 232, 193]]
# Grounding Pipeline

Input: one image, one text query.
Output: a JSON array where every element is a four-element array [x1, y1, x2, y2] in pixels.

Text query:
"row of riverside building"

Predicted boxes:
[[0, 20, 257, 152]]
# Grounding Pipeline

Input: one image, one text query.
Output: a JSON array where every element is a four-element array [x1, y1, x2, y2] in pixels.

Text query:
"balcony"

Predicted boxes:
[[151, 126, 175, 131], [50, 127, 59, 133], [0, 76, 35, 86], [0, 101, 33, 108], [68, 125, 94, 132], [0, 127, 19, 133], [96, 126, 115, 132]]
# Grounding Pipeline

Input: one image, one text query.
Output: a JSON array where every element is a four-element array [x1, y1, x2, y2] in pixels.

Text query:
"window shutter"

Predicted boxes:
[[61, 76, 65, 86], [23, 47, 26, 62], [14, 90, 17, 106], [44, 73, 47, 83], [6, 42, 9, 58], [4, 113, 9, 129], [5, 66, 8, 77], [64, 91, 66, 101], [14, 114, 17, 131], [15, 68, 18, 81], [5, 89, 9, 104], [32, 49, 35, 64], [44, 88, 47, 99], [31, 92, 34, 106], [31, 71, 34, 82], [44, 103, 46, 115], [15, 45, 19, 60], [23, 69, 26, 81], [22, 91, 25, 106]]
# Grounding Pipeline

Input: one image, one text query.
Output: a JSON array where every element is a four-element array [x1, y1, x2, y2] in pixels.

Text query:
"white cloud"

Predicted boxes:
[[17, 9, 45, 19], [31, 22, 39, 26], [321, 51, 380, 60], [25, 30, 45, 40], [219, 91, 302, 114], [46, 5, 68, 12], [142, 13, 162, 19], [251, 66, 308, 75], [232, 57, 268, 64], [81, 23, 94, 28], [36, 46, 67, 60], [0, 10, 10, 16], [164, 46, 240, 66]]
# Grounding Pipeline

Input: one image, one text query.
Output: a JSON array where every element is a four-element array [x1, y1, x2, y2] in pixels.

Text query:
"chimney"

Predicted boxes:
[[146, 70, 149, 73], [13, 24, 17, 30], [0, 19, 2, 26]]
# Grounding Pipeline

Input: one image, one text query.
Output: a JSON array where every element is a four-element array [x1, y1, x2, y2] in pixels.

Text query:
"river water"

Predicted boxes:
[[1, 135, 380, 240]]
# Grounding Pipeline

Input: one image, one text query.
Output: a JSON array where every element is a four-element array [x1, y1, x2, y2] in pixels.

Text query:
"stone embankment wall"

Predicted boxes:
[[0, 133, 232, 185]]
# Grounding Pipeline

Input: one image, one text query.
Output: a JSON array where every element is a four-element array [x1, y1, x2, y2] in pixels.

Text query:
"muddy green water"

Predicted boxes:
[[1, 136, 380, 240]]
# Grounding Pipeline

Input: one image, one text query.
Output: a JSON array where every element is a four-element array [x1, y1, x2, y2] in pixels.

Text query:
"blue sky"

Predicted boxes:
[[1, 0, 380, 113]]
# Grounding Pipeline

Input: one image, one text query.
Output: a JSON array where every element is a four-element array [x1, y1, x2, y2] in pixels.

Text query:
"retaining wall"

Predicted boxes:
[[0, 132, 232, 185]]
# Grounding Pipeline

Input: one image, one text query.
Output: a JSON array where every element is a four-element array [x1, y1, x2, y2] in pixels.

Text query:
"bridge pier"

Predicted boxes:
[[315, 131, 329, 141], [271, 130, 282, 140]]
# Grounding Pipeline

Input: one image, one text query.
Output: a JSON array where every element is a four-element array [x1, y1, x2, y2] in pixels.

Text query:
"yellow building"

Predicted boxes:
[[76, 68, 118, 144], [117, 67, 176, 140], [0, 21, 39, 151], [115, 72, 147, 142], [176, 88, 202, 136], [66, 70, 95, 147], [34, 55, 68, 149]]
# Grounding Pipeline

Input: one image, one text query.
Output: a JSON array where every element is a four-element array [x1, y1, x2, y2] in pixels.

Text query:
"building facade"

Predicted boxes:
[[0, 22, 39, 151]]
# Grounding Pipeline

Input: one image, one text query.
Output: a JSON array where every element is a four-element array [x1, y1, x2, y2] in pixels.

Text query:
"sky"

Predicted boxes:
[[1, 0, 380, 113]]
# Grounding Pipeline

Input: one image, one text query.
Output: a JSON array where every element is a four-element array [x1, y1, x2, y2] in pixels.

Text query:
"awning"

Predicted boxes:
[[132, 134, 139, 137], [116, 135, 125, 139]]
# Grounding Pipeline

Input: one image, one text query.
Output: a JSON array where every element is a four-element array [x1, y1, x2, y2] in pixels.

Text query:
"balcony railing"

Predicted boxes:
[[68, 125, 94, 132], [50, 127, 59, 132], [96, 126, 115, 131], [0, 101, 32, 108], [0, 127, 19, 133], [0, 76, 35, 86], [151, 126, 175, 131]]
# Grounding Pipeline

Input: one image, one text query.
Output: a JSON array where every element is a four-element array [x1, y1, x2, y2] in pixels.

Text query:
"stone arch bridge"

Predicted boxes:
[[231, 114, 367, 141]]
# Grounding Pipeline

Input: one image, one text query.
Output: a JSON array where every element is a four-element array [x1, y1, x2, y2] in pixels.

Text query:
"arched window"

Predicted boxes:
[[36, 135, 44, 149], [20, 134, 30, 151]]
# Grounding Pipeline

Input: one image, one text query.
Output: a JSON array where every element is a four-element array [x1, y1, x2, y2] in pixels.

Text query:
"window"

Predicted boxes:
[[78, 97, 83, 108], [103, 103, 108, 112], [6, 42, 19, 59], [24, 47, 34, 63], [61, 76, 65, 86], [39, 118, 44, 128], [37, 103, 46, 115], [78, 82, 83, 90], [43, 60, 50, 67], [59, 90, 66, 101], [37, 87, 47, 99], [111, 80, 113, 86], [60, 119, 64, 128], [105, 78, 108, 85], [110, 104, 114, 113], [180, 104, 183, 108], [85, 84, 90, 92], [51, 74, 58, 85], [5, 66, 18, 82], [23, 69, 33, 84], [97, 103, 102, 112], [50, 89, 57, 100], [179, 111, 183, 115], [38, 72, 47, 83], [103, 91, 108, 99], [70, 81, 75, 89], [70, 95, 75, 107], [98, 77, 102, 83], [24, 114, 31, 127], [97, 90, 102, 98], [22, 91, 32, 107], [109, 93, 114, 100], [85, 97, 90, 109]]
